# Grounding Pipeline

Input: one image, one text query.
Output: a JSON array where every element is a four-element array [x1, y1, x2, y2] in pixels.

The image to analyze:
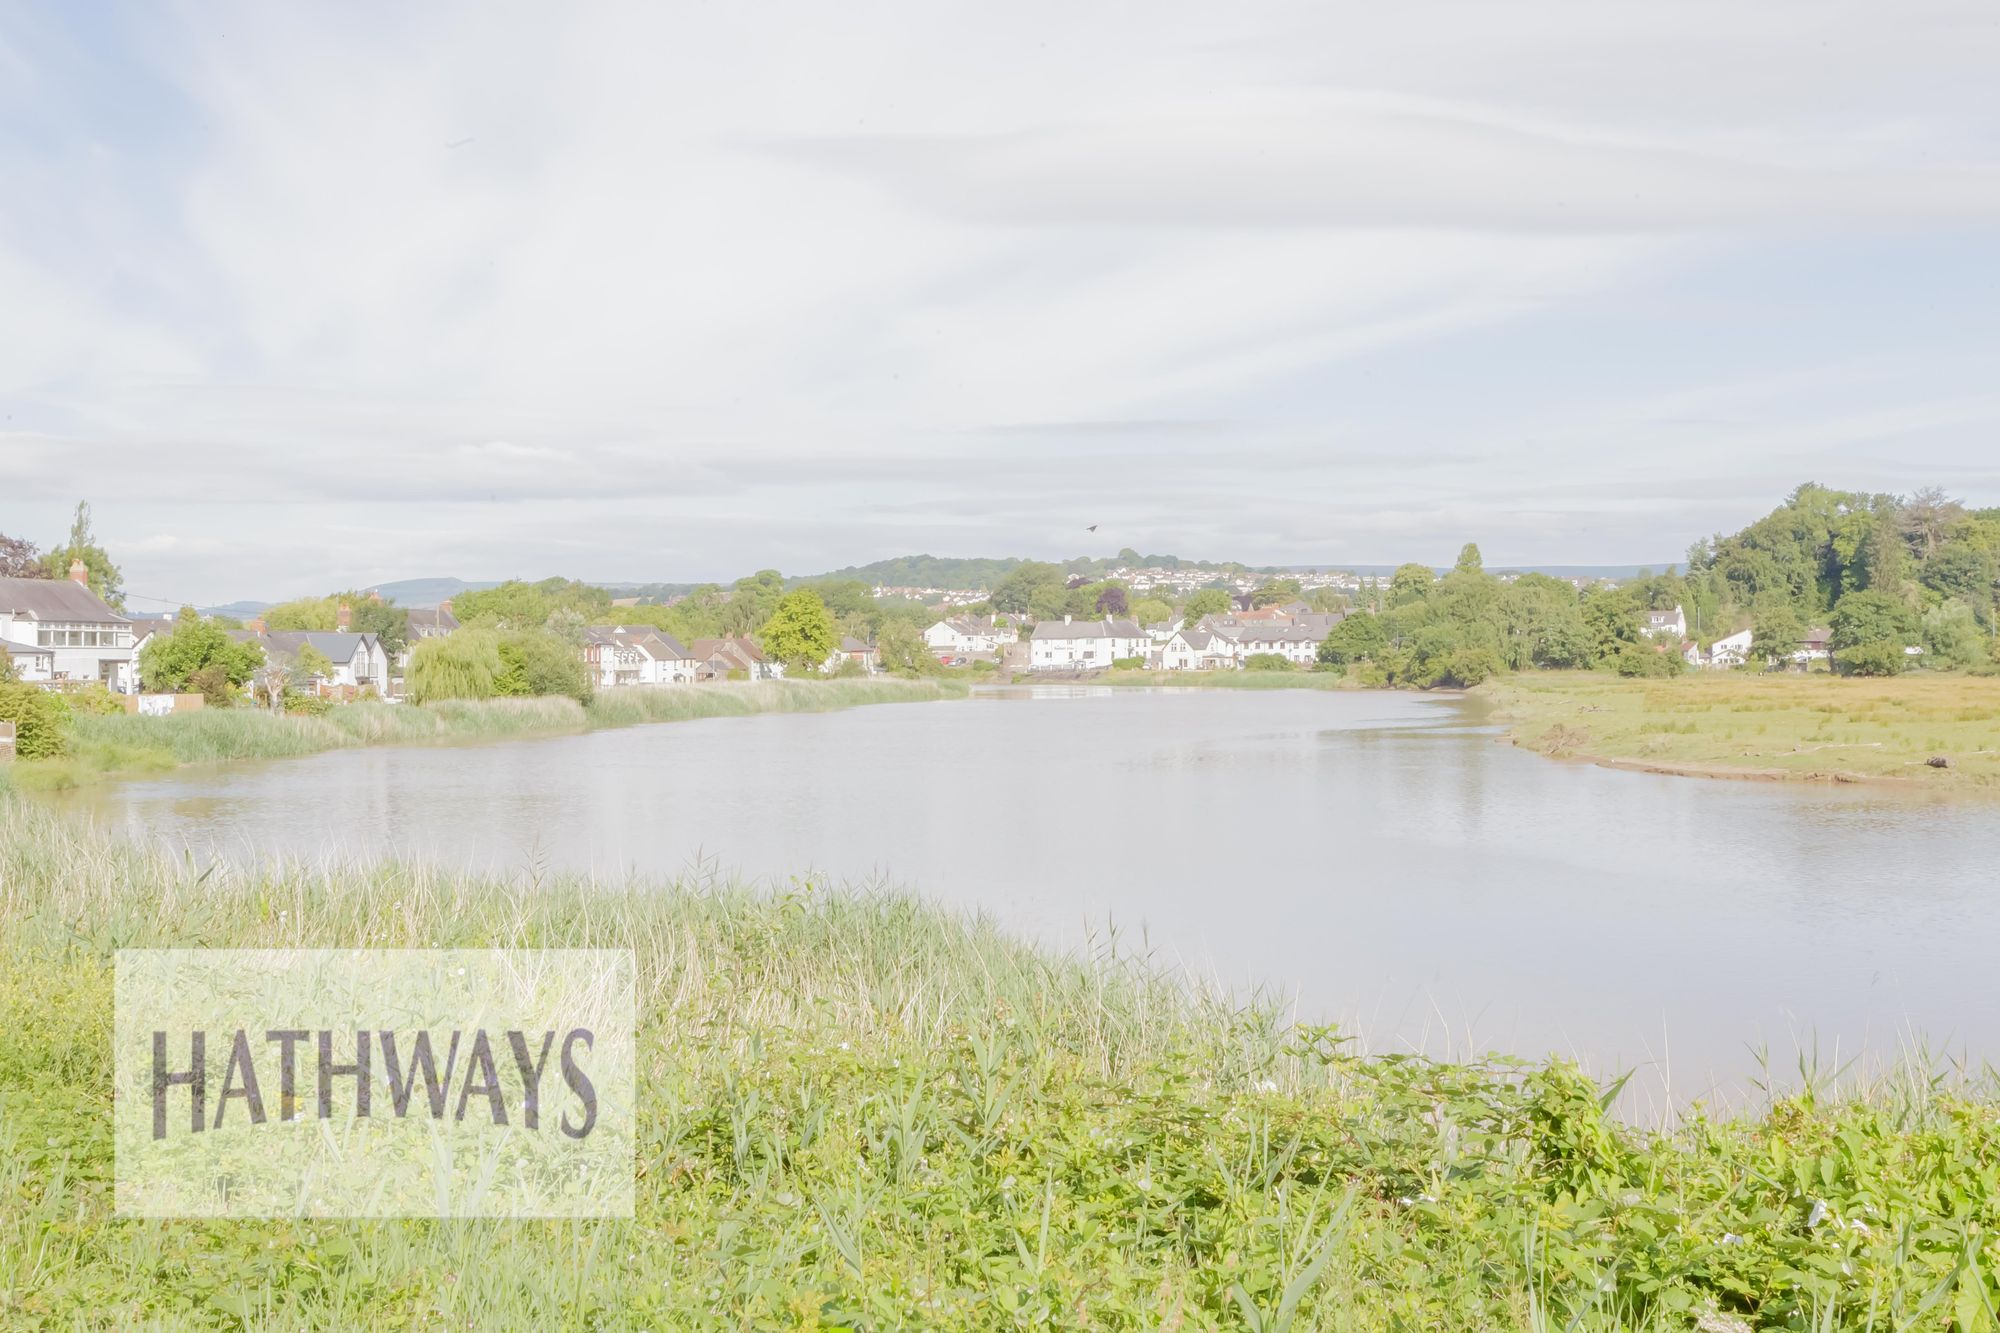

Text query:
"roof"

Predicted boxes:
[[1030, 617, 1143, 640], [839, 636, 873, 653], [229, 630, 377, 665], [0, 576, 128, 623], [590, 625, 692, 660], [406, 606, 459, 633]]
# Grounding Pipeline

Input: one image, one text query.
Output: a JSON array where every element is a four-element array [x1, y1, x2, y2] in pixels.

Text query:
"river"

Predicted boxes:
[[58, 685, 2000, 1111]]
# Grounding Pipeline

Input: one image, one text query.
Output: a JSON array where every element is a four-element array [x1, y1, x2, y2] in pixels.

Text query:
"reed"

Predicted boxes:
[[4, 794, 1998, 1328]]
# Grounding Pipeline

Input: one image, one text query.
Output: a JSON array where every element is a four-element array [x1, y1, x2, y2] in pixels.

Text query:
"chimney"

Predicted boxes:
[[68, 559, 88, 586], [367, 590, 382, 604], [439, 599, 453, 618], [336, 601, 351, 631], [248, 615, 266, 633], [1064, 614, 1072, 624]]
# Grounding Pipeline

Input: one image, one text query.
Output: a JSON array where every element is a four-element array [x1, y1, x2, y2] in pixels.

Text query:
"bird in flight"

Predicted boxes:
[[1085, 524, 1098, 532], [446, 136, 477, 150]]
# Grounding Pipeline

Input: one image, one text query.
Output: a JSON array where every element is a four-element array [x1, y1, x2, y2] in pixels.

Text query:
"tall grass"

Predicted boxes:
[[26, 679, 966, 790], [5, 794, 2000, 1328]]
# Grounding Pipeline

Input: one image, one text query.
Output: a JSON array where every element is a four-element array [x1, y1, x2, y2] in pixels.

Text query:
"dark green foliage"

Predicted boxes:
[[1829, 589, 1920, 675], [137, 608, 263, 694], [1242, 652, 1293, 671], [493, 628, 593, 703]]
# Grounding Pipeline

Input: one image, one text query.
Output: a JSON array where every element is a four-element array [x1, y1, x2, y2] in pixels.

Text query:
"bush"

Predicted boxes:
[[1243, 653, 1293, 672], [493, 628, 593, 704], [283, 689, 333, 717], [187, 662, 240, 708], [1111, 656, 1146, 670], [1834, 641, 1909, 677], [59, 683, 126, 716], [0, 682, 73, 759]]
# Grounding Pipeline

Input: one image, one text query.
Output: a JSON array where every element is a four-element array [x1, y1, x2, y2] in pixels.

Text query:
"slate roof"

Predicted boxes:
[[0, 576, 127, 623]]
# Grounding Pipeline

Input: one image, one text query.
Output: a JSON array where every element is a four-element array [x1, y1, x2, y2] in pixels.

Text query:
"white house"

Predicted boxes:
[[923, 615, 1021, 657], [1642, 606, 1688, 639], [1158, 626, 1233, 671], [1205, 620, 1324, 667], [233, 630, 391, 694], [822, 635, 879, 674], [585, 626, 698, 687], [1028, 616, 1146, 671], [0, 565, 137, 691], [1706, 627, 1754, 669]]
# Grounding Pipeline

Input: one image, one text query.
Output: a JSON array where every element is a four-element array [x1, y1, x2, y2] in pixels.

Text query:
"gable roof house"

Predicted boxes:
[[922, 615, 1020, 658], [1158, 626, 1234, 671], [232, 630, 390, 697], [1642, 605, 1688, 639], [1028, 616, 1146, 672], [585, 626, 697, 687], [0, 564, 138, 692], [404, 601, 460, 641], [689, 635, 779, 681], [823, 635, 879, 673]]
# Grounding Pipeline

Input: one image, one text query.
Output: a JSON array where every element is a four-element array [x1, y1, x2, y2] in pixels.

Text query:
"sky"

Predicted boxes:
[[2, 2, 1999, 606]]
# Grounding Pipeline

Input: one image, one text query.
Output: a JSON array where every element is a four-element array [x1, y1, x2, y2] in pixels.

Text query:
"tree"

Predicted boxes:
[[1829, 589, 1919, 675], [1130, 597, 1173, 626], [1181, 589, 1232, 624], [294, 644, 335, 682], [1751, 605, 1805, 667], [494, 628, 593, 703], [760, 589, 838, 672], [1094, 585, 1129, 616], [0, 532, 45, 578], [1454, 543, 1484, 575], [1317, 614, 1387, 667], [0, 682, 71, 758], [1921, 600, 1982, 669], [1900, 486, 1964, 561], [40, 501, 124, 608], [1387, 563, 1434, 608], [1250, 578, 1302, 608], [991, 562, 1065, 615], [876, 620, 930, 674], [137, 608, 263, 695], [407, 630, 502, 703]]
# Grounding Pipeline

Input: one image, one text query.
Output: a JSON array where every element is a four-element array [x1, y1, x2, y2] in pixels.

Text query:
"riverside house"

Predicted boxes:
[[230, 628, 391, 695], [0, 563, 137, 691], [690, 635, 781, 680], [922, 614, 1021, 658], [584, 626, 698, 687], [1028, 616, 1147, 671]]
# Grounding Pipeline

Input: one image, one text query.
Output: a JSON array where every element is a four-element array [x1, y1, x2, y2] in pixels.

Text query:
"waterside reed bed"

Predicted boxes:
[[5, 795, 2000, 1328], [18, 678, 968, 789]]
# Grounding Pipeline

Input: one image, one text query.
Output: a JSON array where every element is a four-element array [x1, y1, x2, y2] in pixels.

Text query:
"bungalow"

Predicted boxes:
[[1789, 627, 1833, 668], [1028, 616, 1146, 671], [584, 626, 697, 687], [0, 564, 137, 691]]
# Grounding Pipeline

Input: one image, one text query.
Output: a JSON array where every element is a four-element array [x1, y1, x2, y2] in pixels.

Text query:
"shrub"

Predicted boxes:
[[0, 682, 73, 759], [1834, 640, 1909, 677], [1243, 653, 1293, 672], [1111, 656, 1146, 670], [187, 662, 240, 708], [59, 683, 126, 716]]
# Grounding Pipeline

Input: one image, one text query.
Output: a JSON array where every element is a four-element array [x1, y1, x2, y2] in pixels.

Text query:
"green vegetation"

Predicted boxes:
[[7, 797, 2000, 1327], [8, 680, 967, 790], [262, 593, 412, 655], [1484, 671, 2000, 787], [137, 606, 264, 695], [760, 589, 839, 672], [35, 500, 125, 608]]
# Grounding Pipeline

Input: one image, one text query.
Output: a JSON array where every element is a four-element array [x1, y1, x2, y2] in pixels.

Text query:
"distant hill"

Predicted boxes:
[[804, 552, 1257, 590], [1281, 563, 1681, 579], [361, 577, 503, 607]]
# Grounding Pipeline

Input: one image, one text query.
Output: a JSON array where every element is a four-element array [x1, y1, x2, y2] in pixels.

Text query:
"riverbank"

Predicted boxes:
[[3, 796, 1996, 1328], [6, 678, 968, 791], [1092, 667, 1359, 690], [1481, 670, 2000, 789]]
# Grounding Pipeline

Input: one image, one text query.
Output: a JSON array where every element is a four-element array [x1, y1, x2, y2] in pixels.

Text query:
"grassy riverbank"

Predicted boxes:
[[1482, 671, 2000, 789], [5, 798, 2000, 1328], [8, 678, 969, 791]]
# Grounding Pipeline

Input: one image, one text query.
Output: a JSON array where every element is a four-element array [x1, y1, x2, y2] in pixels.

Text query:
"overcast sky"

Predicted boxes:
[[4, 2, 1999, 606]]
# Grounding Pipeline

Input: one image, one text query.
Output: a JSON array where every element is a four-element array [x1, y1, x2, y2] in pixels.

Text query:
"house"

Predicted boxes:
[[1028, 616, 1146, 671], [922, 615, 1021, 658], [1706, 628, 1754, 669], [232, 630, 391, 695], [1204, 620, 1325, 667], [0, 564, 138, 691], [405, 601, 460, 641], [823, 635, 879, 673], [689, 636, 780, 680], [1642, 606, 1688, 639], [1158, 626, 1233, 671], [1789, 627, 1833, 668], [584, 626, 697, 687]]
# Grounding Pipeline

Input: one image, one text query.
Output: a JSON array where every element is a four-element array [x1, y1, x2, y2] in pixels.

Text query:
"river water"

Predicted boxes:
[[58, 686, 2000, 1109]]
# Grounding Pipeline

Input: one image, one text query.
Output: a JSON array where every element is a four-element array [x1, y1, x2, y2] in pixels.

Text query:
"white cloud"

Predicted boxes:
[[0, 1, 1996, 598]]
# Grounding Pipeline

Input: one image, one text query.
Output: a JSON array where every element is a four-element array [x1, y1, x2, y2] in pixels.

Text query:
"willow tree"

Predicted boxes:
[[406, 630, 502, 704]]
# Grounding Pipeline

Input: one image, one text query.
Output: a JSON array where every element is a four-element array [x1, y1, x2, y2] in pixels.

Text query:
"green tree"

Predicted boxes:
[[1181, 589, 1232, 624], [1829, 589, 1919, 675], [0, 682, 71, 758], [407, 630, 502, 704], [293, 644, 335, 682], [1250, 579, 1302, 608], [1387, 563, 1434, 608], [1751, 605, 1805, 667], [1317, 614, 1387, 667], [1921, 600, 1982, 669], [760, 590, 838, 672], [1454, 543, 1484, 575], [991, 562, 1066, 616], [137, 608, 264, 695], [876, 620, 931, 674], [494, 628, 592, 703], [40, 501, 124, 608], [1130, 597, 1173, 626]]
